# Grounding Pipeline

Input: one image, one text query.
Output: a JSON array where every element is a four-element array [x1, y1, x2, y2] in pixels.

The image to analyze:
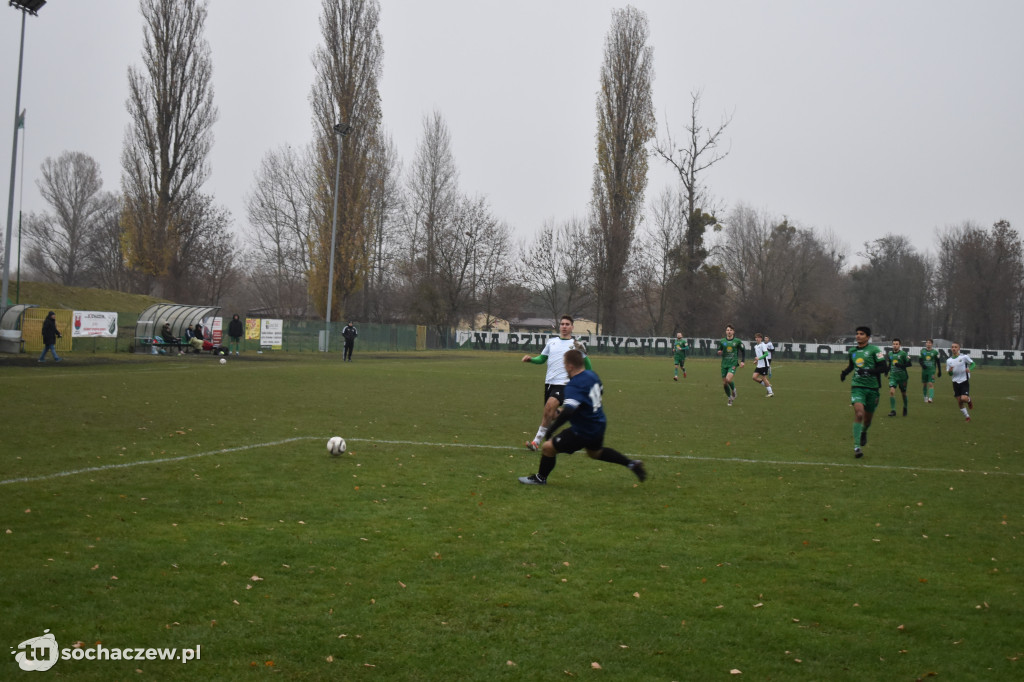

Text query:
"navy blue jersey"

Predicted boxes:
[[563, 369, 607, 438]]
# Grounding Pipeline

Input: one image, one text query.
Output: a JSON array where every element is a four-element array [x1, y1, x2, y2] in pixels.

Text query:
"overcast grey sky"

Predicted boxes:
[[2, 0, 1022, 267]]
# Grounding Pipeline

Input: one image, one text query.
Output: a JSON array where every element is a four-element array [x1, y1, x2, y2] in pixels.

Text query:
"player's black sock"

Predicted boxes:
[[723, 384, 732, 398], [597, 447, 631, 467], [538, 455, 556, 480]]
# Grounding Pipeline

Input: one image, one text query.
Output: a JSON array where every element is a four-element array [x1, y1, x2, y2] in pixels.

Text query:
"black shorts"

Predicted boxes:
[[753, 362, 770, 375], [551, 427, 605, 454], [544, 383, 566, 405], [953, 380, 970, 398]]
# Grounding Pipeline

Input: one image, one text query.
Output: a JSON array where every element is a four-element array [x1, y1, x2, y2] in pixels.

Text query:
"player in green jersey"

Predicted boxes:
[[716, 325, 746, 406], [918, 338, 941, 403], [840, 326, 889, 458], [672, 332, 689, 380], [887, 338, 912, 417]]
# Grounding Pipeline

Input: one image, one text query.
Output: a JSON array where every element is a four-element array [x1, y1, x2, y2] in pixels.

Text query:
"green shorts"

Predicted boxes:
[[850, 387, 880, 412], [888, 374, 908, 390], [921, 371, 936, 384], [673, 353, 686, 366], [721, 363, 738, 379]]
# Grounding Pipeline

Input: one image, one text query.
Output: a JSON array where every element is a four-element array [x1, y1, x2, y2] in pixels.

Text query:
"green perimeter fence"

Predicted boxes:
[[13, 312, 1024, 367], [57, 316, 440, 354]]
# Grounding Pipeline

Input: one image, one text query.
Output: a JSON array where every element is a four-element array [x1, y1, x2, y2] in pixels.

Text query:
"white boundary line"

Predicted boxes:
[[0, 437, 310, 486], [2, 436, 1021, 486]]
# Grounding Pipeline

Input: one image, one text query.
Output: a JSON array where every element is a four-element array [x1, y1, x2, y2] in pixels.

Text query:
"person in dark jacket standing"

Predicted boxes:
[[342, 321, 357, 361], [228, 314, 244, 356], [39, 311, 63, 363]]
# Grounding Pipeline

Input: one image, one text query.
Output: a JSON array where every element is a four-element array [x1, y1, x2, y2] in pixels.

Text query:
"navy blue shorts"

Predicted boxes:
[[551, 427, 605, 454]]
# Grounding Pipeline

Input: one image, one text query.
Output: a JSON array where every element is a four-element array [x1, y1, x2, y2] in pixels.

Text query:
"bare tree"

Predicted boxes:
[[84, 192, 132, 292], [717, 204, 848, 339], [590, 5, 655, 334], [308, 0, 384, 322], [23, 152, 113, 286], [406, 110, 458, 275], [170, 193, 236, 303], [518, 221, 557, 321], [469, 215, 514, 331], [848, 233, 933, 341], [120, 0, 219, 299], [633, 186, 685, 334], [357, 131, 404, 322], [424, 194, 500, 339], [935, 220, 1023, 348], [244, 144, 315, 317], [518, 217, 593, 324], [653, 90, 732, 274], [400, 111, 461, 328]]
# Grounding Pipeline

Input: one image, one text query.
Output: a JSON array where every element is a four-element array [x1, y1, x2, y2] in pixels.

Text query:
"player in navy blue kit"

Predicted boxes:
[[519, 349, 646, 485]]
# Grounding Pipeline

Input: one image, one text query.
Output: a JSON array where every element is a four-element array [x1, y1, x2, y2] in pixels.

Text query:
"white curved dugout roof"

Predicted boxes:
[[135, 304, 221, 343]]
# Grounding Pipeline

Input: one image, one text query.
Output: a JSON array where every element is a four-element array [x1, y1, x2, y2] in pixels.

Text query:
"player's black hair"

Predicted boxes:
[[893, 337, 901, 344], [560, 315, 574, 324], [856, 325, 871, 336]]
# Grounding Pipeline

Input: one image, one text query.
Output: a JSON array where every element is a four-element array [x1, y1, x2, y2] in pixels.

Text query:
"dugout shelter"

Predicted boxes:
[[134, 304, 221, 353]]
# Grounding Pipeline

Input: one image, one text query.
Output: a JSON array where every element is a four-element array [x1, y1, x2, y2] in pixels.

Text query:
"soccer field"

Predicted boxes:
[[2, 352, 1021, 680]]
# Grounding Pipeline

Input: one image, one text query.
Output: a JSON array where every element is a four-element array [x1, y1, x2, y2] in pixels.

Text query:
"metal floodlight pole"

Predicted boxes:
[[3, 3, 39, 316], [1, 0, 42, 315], [323, 121, 351, 352]]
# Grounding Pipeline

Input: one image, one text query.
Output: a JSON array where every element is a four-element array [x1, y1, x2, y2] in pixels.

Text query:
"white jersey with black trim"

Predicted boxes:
[[541, 336, 579, 386], [946, 354, 972, 383], [754, 341, 771, 369]]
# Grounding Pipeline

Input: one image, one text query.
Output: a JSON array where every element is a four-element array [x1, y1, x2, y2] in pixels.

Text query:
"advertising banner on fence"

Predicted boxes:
[[199, 316, 223, 345], [454, 330, 1024, 366], [71, 311, 118, 338], [260, 319, 283, 349], [245, 318, 261, 341]]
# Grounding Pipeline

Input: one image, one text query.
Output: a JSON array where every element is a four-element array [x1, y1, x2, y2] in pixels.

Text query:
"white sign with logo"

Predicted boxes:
[[260, 319, 283, 349], [71, 311, 118, 338]]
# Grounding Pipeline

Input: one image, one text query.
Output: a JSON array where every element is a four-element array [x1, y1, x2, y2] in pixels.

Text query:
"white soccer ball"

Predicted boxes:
[[327, 436, 347, 456], [219, 357, 227, 365]]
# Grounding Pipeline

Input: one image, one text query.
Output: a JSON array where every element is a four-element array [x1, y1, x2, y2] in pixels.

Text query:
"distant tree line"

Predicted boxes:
[[17, 1, 1024, 350]]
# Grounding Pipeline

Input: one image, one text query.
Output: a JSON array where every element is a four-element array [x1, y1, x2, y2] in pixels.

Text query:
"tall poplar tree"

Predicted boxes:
[[308, 0, 384, 322], [120, 0, 219, 298], [591, 6, 655, 334]]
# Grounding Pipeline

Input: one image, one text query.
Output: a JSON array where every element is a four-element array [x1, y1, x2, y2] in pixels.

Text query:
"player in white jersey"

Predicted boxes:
[[751, 332, 774, 397], [945, 342, 976, 421], [521, 315, 590, 450]]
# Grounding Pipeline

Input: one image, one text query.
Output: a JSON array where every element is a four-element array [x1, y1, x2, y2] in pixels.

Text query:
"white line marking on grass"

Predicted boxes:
[[2, 436, 1021, 486], [348, 439, 1024, 477], [642, 453, 1024, 477], [0, 437, 312, 486]]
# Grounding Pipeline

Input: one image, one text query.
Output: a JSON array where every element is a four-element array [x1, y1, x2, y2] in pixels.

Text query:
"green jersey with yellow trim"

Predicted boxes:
[[919, 348, 940, 373], [849, 344, 886, 389], [888, 348, 911, 380], [718, 337, 744, 368]]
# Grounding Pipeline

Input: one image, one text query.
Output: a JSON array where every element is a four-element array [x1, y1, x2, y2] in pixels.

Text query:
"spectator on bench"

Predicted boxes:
[[185, 324, 204, 352], [159, 322, 183, 355]]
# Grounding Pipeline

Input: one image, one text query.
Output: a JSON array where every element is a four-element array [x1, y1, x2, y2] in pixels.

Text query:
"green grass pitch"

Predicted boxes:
[[1, 352, 1021, 680]]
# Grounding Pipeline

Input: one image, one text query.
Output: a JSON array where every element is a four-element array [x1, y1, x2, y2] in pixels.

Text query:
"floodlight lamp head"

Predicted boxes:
[[9, 0, 46, 15], [334, 122, 352, 136]]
